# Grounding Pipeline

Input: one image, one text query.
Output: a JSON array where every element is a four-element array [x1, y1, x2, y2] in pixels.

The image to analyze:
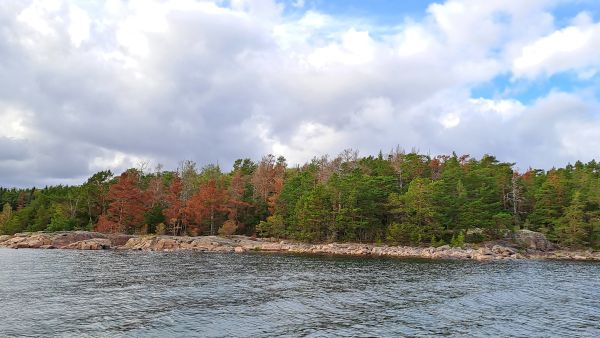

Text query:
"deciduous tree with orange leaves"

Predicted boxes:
[[186, 178, 229, 235], [163, 175, 186, 235], [96, 171, 146, 234]]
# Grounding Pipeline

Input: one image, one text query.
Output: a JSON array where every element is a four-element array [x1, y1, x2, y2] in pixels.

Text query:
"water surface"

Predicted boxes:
[[0, 248, 598, 337]]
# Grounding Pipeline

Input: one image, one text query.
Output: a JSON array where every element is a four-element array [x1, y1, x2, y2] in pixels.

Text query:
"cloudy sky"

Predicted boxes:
[[1, 0, 600, 187]]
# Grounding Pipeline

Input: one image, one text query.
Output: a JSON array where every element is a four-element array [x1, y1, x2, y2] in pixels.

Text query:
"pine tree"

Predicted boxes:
[[555, 191, 588, 247], [528, 171, 565, 235], [0, 203, 13, 234], [409, 178, 442, 241]]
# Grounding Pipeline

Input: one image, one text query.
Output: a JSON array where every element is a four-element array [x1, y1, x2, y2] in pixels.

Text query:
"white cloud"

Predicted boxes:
[[560, 121, 600, 160], [230, 0, 283, 20], [306, 29, 376, 68], [16, 0, 61, 37], [0, 0, 599, 187], [68, 5, 90, 47], [439, 113, 460, 128], [270, 121, 345, 164], [469, 98, 526, 120], [292, 0, 305, 9], [0, 105, 32, 140], [513, 12, 600, 78], [90, 150, 151, 173], [396, 25, 434, 57]]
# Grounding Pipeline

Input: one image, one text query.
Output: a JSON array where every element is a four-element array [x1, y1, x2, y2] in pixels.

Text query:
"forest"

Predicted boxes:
[[1, 149, 599, 248]]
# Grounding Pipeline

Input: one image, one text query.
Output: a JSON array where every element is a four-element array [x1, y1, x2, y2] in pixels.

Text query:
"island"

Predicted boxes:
[[1, 151, 599, 258]]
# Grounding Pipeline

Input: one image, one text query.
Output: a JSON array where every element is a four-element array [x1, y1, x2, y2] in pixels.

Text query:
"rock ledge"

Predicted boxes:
[[1, 231, 598, 261]]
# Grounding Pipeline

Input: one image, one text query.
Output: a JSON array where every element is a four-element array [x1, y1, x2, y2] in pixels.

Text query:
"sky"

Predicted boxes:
[[1, 0, 600, 187]]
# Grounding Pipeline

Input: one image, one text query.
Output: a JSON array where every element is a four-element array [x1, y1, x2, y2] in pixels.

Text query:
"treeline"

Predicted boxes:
[[1, 149, 599, 248]]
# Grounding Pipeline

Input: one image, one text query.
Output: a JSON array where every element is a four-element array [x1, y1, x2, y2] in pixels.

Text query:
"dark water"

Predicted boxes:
[[0, 249, 599, 337]]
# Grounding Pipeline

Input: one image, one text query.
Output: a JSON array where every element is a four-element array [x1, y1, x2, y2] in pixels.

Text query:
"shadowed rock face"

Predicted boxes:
[[51, 232, 107, 248], [106, 234, 137, 246], [0, 231, 598, 261], [514, 230, 555, 251]]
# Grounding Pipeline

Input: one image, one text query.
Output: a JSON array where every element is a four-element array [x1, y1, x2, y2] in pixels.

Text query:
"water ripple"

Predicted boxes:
[[0, 249, 599, 337]]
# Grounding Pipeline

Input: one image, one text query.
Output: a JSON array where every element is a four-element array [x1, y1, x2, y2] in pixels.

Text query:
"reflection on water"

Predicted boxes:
[[0, 249, 599, 337]]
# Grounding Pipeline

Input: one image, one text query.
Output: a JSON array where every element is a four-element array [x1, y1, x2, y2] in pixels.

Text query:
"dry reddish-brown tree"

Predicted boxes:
[[429, 155, 449, 180], [16, 192, 27, 210], [227, 170, 250, 227], [162, 176, 186, 235], [186, 178, 229, 235], [252, 154, 286, 214], [96, 171, 146, 234], [252, 154, 276, 202], [268, 163, 285, 214]]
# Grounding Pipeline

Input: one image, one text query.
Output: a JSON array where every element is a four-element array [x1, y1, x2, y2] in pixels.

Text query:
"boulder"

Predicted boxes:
[[0, 235, 11, 244], [66, 238, 112, 250], [154, 238, 180, 251], [473, 247, 495, 260], [2, 236, 26, 247], [514, 230, 554, 251], [4, 234, 52, 248], [491, 245, 516, 256], [186, 237, 221, 251], [27, 235, 53, 248], [120, 237, 157, 250]]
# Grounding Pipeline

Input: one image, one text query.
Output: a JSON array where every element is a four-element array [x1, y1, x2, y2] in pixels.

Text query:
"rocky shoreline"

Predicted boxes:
[[1, 231, 599, 261]]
